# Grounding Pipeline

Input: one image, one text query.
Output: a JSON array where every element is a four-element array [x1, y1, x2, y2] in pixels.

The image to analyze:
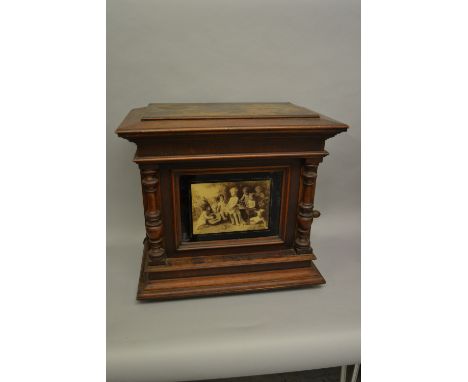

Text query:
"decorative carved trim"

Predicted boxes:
[[140, 168, 166, 265], [294, 160, 320, 256], [134, 151, 329, 164]]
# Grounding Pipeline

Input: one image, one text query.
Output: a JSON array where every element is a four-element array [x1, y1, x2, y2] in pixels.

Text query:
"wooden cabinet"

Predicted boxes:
[[116, 102, 348, 300]]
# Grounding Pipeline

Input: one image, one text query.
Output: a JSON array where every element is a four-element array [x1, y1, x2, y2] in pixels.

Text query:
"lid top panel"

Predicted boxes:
[[141, 102, 320, 120]]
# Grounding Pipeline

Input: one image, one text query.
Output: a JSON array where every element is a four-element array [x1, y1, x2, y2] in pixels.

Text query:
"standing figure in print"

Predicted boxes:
[[226, 187, 243, 225], [213, 194, 228, 222]]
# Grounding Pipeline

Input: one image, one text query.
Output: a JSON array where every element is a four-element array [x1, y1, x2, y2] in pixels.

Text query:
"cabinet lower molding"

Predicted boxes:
[[137, 247, 325, 301]]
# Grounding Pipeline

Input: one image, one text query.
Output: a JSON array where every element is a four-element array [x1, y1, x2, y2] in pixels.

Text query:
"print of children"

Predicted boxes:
[[226, 187, 243, 225], [213, 194, 228, 221]]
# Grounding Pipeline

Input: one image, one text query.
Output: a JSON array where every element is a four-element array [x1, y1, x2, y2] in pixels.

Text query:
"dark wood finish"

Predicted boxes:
[[140, 167, 166, 265], [141, 102, 320, 120], [116, 102, 347, 301], [138, 256, 325, 301], [294, 159, 322, 258]]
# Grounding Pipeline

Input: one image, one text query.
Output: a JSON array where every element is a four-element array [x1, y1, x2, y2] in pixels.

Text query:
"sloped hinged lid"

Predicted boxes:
[[115, 102, 348, 138], [141, 102, 320, 120]]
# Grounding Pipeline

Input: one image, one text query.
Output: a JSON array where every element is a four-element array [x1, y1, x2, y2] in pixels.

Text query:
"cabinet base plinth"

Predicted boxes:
[[137, 249, 325, 301]]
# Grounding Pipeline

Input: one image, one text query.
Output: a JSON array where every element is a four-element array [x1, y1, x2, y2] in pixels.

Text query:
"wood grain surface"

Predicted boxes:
[[115, 103, 348, 301]]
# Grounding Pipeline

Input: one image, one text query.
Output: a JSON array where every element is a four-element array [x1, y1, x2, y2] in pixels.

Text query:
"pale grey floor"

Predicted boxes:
[[189, 366, 360, 382]]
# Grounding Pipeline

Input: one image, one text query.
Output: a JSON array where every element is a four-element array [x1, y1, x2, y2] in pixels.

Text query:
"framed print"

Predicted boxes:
[[179, 171, 283, 243], [191, 179, 271, 234]]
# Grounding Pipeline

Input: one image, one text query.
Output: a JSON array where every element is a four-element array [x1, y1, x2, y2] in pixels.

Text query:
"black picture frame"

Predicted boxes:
[[179, 171, 283, 242]]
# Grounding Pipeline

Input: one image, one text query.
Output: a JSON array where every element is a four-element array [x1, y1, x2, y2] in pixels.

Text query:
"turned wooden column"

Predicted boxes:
[[294, 159, 321, 257], [140, 167, 166, 265]]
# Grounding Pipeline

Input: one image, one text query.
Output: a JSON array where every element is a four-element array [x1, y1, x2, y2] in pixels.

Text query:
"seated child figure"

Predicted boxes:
[[246, 193, 256, 209], [226, 187, 243, 225], [239, 186, 250, 207], [250, 208, 266, 226], [195, 205, 219, 230]]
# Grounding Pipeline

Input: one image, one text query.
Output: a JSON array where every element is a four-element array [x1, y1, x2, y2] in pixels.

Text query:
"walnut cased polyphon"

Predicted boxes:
[[116, 102, 348, 300]]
